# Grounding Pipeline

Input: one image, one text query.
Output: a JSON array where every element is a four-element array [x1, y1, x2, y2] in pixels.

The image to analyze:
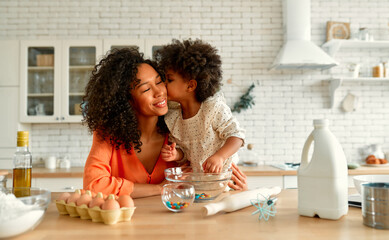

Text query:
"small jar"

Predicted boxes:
[[358, 28, 370, 41], [371, 144, 385, 159], [0, 170, 8, 192]]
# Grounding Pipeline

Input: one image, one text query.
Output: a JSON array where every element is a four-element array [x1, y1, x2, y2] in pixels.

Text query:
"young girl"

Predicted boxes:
[[156, 39, 245, 173]]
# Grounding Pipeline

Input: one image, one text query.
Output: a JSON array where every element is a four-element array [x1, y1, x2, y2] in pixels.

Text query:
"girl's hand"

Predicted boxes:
[[202, 154, 224, 173], [228, 163, 248, 191], [160, 142, 178, 162]]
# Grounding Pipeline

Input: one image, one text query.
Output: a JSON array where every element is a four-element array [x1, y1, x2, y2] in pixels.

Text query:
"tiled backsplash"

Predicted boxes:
[[2, 0, 389, 167]]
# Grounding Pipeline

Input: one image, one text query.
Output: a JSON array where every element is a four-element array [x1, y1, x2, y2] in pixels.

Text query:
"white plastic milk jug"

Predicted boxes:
[[298, 119, 348, 220]]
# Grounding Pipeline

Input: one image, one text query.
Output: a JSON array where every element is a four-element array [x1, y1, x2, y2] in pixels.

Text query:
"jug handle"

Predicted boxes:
[[301, 132, 313, 167]]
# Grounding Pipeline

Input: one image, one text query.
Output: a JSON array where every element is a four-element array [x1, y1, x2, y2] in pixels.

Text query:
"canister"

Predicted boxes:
[[0, 170, 7, 192], [362, 182, 389, 229]]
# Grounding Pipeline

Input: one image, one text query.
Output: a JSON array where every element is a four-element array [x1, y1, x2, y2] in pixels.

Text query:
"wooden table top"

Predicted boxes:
[[12, 189, 388, 240]]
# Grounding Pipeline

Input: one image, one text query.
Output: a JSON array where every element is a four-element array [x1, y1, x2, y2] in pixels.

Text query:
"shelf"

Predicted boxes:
[[69, 92, 84, 96], [325, 77, 389, 108], [28, 66, 54, 71], [28, 93, 54, 97], [322, 39, 389, 57], [69, 65, 94, 70]]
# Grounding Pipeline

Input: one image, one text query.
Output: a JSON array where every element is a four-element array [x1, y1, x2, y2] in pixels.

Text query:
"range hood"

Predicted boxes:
[[271, 0, 338, 70]]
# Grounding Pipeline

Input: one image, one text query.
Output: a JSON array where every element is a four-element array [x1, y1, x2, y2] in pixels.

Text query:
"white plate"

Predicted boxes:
[[362, 163, 389, 167]]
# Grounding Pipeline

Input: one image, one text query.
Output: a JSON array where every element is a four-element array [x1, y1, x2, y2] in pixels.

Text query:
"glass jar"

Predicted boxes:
[[358, 28, 370, 41], [371, 144, 385, 159]]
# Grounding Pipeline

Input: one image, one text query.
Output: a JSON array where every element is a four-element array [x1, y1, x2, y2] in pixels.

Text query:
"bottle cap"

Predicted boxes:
[[17, 131, 29, 147], [313, 119, 329, 127]]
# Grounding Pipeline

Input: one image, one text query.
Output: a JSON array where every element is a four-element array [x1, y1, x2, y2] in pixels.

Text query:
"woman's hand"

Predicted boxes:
[[228, 163, 248, 191], [161, 142, 178, 162]]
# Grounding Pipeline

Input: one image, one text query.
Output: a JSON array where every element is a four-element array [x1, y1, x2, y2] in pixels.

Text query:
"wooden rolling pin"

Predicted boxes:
[[202, 187, 282, 216]]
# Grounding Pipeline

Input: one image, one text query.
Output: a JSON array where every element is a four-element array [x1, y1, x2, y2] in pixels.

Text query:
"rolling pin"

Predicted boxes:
[[202, 186, 281, 216]]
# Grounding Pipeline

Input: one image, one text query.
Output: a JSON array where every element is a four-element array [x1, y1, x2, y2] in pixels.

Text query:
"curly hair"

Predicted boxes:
[[155, 39, 222, 102], [82, 47, 168, 153]]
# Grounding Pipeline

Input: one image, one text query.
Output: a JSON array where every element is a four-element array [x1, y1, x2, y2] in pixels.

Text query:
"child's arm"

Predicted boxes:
[[202, 136, 244, 173], [161, 142, 184, 162]]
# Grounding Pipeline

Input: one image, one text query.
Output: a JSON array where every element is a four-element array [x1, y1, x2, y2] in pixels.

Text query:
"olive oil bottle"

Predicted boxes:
[[13, 131, 32, 197]]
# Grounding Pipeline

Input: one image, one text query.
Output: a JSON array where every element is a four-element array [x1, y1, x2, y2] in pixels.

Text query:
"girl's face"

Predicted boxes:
[[130, 63, 168, 117], [165, 69, 189, 102]]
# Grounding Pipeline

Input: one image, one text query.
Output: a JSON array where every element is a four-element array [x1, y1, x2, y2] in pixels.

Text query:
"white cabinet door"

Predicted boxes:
[[0, 41, 21, 168], [20, 40, 103, 123], [61, 40, 103, 122], [20, 40, 62, 123], [33, 178, 83, 192], [0, 40, 19, 87], [283, 175, 297, 189], [247, 176, 283, 190]]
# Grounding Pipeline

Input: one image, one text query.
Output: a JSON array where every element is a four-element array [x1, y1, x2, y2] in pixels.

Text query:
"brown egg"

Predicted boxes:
[[66, 189, 82, 204], [76, 190, 92, 206], [58, 192, 71, 202], [117, 195, 135, 208], [88, 192, 105, 208], [101, 194, 120, 210]]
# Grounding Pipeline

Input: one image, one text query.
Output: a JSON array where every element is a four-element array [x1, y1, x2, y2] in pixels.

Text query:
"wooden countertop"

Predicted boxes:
[[238, 165, 389, 176], [3, 167, 84, 179], [13, 189, 388, 240], [2, 165, 389, 179]]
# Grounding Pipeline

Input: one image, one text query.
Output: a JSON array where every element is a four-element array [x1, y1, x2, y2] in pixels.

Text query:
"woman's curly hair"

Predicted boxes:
[[82, 47, 168, 153], [155, 39, 222, 102]]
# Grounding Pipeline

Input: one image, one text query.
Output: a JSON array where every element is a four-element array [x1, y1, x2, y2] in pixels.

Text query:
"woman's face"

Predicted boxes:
[[165, 69, 189, 102], [130, 63, 168, 117]]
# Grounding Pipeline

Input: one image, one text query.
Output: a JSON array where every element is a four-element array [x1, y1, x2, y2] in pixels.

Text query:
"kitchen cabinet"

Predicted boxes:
[[32, 177, 83, 192], [0, 40, 22, 169], [20, 40, 103, 123], [19, 39, 172, 123], [322, 39, 389, 108], [247, 176, 283, 189]]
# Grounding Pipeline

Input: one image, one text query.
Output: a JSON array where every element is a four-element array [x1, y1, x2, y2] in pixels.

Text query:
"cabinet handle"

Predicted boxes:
[[64, 186, 74, 190], [56, 117, 59, 120], [61, 117, 65, 120]]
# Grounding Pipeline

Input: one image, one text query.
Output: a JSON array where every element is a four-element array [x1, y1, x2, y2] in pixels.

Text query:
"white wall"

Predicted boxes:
[[1, 0, 389, 167]]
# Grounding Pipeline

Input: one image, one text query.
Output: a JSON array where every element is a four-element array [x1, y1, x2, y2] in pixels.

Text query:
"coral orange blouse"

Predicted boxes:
[[83, 132, 176, 196]]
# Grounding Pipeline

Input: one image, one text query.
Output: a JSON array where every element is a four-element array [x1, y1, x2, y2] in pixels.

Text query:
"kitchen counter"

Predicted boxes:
[[2, 165, 389, 179], [13, 189, 387, 240], [238, 165, 389, 176]]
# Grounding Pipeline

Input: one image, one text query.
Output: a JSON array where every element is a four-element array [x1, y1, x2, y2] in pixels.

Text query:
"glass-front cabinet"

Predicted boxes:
[[20, 41, 61, 123], [20, 40, 102, 123], [20, 39, 170, 123], [62, 40, 102, 122]]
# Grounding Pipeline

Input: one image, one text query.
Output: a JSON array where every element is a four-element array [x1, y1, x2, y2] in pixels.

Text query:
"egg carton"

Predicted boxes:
[[55, 191, 135, 225]]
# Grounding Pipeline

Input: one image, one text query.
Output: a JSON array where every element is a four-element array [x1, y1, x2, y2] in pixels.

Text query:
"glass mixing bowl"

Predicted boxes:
[[161, 183, 195, 212], [0, 187, 51, 238], [164, 167, 232, 202]]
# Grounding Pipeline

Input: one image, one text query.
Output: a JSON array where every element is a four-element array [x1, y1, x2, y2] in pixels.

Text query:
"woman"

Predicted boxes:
[[82, 47, 247, 198]]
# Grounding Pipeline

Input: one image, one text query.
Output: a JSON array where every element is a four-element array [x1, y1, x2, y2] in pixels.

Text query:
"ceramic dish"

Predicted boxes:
[[362, 164, 389, 168]]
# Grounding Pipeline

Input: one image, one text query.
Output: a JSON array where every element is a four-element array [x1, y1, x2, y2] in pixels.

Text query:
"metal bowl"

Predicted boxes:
[[362, 183, 389, 229], [164, 167, 232, 202], [0, 187, 51, 238]]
